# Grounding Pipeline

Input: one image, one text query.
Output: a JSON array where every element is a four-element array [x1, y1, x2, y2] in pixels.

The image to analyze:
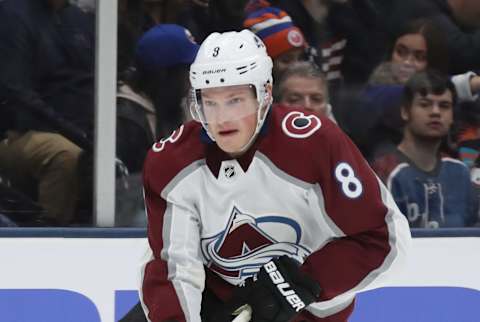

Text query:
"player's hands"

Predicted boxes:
[[235, 256, 321, 322], [201, 287, 252, 322]]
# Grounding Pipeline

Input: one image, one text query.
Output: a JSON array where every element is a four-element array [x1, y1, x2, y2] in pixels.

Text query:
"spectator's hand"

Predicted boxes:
[[191, 0, 209, 8], [470, 75, 480, 94]]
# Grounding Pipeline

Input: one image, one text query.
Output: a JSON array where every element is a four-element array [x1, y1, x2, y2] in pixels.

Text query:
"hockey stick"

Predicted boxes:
[[231, 304, 252, 322]]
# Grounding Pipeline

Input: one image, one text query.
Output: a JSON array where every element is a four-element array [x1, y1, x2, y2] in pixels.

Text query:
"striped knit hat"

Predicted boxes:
[[243, 1, 307, 59]]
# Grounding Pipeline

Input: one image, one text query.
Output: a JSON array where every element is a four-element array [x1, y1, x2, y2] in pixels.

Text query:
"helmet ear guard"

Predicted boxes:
[[261, 82, 273, 109], [187, 87, 202, 123]]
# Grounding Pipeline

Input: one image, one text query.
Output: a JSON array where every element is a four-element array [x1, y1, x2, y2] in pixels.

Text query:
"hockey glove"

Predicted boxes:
[[235, 256, 321, 322], [201, 287, 253, 322]]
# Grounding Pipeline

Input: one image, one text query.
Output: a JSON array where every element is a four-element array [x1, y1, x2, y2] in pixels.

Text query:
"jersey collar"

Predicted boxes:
[[202, 111, 271, 178]]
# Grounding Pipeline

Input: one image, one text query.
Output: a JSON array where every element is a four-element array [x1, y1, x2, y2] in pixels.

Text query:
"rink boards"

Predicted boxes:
[[0, 228, 479, 322]]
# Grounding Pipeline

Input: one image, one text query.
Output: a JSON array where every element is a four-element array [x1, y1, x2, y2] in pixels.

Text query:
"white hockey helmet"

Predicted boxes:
[[189, 29, 273, 140]]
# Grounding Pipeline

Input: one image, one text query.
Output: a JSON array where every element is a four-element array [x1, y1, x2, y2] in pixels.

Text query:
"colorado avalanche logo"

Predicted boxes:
[[201, 206, 311, 285], [282, 111, 321, 139]]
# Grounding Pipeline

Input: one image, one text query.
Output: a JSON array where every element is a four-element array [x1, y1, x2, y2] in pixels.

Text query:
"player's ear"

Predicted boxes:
[[264, 83, 273, 107]]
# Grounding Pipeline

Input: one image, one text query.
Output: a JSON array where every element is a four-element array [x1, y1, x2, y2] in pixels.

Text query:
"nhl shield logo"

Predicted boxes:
[[224, 165, 236, 179]]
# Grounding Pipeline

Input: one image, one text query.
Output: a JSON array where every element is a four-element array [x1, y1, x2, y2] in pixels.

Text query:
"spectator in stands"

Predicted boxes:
[[269, 0, 387, 90], [372, 71, 478, 228], [0, 178, 47, 226], [370, 19, 449, 86], [452, 83, 480, 212], [0, 0, 95, 225], [243, 1, 308, 83], [143, 0, 188, 26], [0, 214, 17, 227], [117, 0, 190, 79], [177, 0, 250, 42], [456, 105, 480, 169], [114, 24, 199, 228], [276, 61, 336, 122], [118, 0, 204, 79], [117, 0, 144, 78], [71, 0, 95, 12], [456, 105, 480, 220], [343, 18, 480, 160], [452, 77, 480, 170], [342, 18, 449, 158], [117, 24, 199, 174], [387, 0, 480, 75]]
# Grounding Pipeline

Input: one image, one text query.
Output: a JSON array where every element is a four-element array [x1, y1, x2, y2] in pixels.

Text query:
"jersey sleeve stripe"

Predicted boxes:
[[141, 159, 206, 322], [161, 180, 205, 322], [138, 247, 154, 322], [161, 160, 207, 200], [306, 178, 410, 317]]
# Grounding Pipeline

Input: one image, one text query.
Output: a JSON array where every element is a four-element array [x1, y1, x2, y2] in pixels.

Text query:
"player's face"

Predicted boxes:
[[280, 75, 327, 115], [391, 33, 427, 84], [402, 91, 453, 140], [201, 85, 259, 156]]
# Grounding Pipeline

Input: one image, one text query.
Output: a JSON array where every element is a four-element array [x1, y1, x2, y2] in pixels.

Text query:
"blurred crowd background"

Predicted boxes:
[[1, 0, 480, 229]]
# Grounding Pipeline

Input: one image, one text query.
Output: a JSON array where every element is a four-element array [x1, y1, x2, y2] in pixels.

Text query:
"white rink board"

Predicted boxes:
[[0, 237, 479, 321]]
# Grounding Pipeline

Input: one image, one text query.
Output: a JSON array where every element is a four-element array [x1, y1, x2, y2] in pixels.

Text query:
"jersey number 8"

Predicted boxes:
[[335, 162, 362, 198]]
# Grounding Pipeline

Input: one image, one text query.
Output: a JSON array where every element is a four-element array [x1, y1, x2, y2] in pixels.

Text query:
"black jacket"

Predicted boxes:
[[116, 85, 156, 173], [270, 0, 387, 87], [0, 0, 95, 144], [388, 0, 480, 74]]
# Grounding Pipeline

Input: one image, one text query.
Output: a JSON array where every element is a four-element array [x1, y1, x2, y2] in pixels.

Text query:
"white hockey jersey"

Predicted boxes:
[[140, 105, 410, 322]]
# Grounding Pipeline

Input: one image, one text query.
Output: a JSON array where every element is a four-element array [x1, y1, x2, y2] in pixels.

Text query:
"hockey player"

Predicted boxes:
[[140, 29, 411, 322]]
